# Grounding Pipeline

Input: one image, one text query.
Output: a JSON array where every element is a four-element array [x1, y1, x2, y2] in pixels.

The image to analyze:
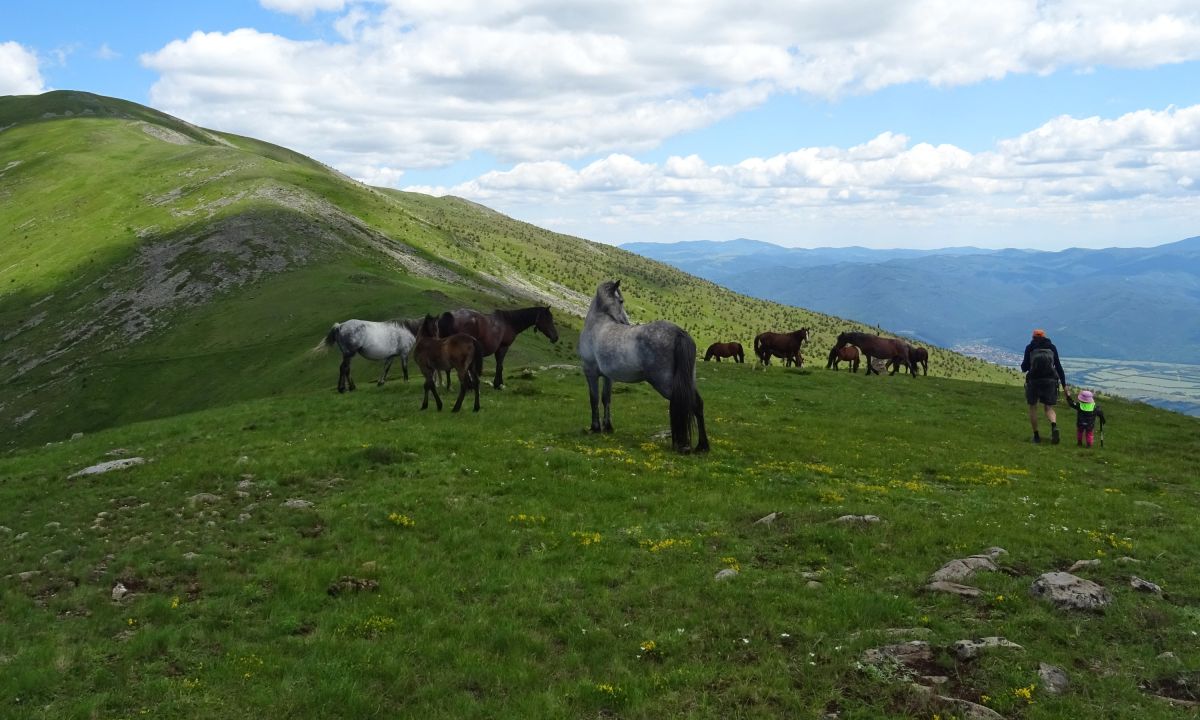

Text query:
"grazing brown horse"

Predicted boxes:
[[704, 342, 745, 363], [834, 331, 916, 377], [754, 329, 809, 367], [889, 345, 929, 375], [413, 315, 484, 412], [826, 344, 860, 372], [438, 306, 559, 389]]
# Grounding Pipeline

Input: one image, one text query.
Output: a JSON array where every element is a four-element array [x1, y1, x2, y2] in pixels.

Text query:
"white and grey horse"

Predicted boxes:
[[579, 280, 709, 453], [315, 318, 422, 393]]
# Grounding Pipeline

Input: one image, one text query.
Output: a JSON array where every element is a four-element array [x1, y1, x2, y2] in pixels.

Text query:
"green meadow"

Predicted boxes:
[[3, 361, 1198, 719]]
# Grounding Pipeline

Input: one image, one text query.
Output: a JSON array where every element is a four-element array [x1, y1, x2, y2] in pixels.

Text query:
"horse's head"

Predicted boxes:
[[437, 311, 457, 338], [835, 331, 851, 347], [419, 314, 440, 338], [535, 307, 560, 343], [798, 328, 810, 343], [595, 280, 630, 324]]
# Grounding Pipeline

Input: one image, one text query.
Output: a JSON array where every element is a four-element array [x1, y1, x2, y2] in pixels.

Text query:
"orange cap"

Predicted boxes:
[[1032, 329, 1046, 337]]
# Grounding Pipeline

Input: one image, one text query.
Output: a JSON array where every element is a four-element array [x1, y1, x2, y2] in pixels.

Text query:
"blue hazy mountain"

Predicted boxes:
[[620, 236, 1200, 362]]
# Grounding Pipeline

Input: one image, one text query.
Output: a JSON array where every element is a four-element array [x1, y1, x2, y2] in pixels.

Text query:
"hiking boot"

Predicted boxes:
[[1051, 427, 1060, 444], [1031, 433, 1041, 444]]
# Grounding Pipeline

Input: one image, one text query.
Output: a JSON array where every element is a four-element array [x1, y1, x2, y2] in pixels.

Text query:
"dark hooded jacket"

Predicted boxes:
[[1021, 336, 1066, 386]]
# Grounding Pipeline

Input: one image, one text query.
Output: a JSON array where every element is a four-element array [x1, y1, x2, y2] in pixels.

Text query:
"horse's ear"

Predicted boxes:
[[613, 279, 621, 290]]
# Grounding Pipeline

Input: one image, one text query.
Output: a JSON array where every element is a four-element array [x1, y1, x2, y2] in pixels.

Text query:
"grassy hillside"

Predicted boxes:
[[2, 363, 1197, 718], [2, 91, 1014, 449]]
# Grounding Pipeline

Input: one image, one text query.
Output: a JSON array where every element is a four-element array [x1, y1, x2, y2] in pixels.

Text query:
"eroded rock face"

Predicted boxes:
[[1030, 571, 1112, 611], [1131, 576, 1163, 594]]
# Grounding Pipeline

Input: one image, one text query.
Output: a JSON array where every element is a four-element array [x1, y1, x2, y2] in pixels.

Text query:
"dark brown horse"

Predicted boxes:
[[704, 342, 745, 363], [834, 331, 915, 377], [438, 306, 559, 389], [753, 329, 809, 367], [826, 344, 860, 372], [414, 315, 484, 412], [889, 345, 929, 375]]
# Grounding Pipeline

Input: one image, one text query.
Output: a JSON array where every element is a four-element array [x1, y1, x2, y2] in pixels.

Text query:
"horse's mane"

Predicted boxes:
[[593, 283, 630, 325], [390, 317, 424, 335], [495, 306, 547, 325]]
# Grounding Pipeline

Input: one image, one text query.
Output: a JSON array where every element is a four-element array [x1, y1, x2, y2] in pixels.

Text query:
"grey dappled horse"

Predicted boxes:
[[316, 318, 422, 393], [578, 280, 709, 453]]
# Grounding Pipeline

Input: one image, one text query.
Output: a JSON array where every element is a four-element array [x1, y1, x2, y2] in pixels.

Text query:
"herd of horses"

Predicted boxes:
[[704, 330, 928, 377], [317, 281, 928, 454]]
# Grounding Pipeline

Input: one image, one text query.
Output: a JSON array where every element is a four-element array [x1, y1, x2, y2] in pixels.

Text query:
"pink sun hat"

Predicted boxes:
[[1077, 390, 1094, 403]]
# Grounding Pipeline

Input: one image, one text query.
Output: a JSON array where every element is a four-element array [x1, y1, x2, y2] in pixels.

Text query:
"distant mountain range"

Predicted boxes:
[[622, 237, 1200, 363]]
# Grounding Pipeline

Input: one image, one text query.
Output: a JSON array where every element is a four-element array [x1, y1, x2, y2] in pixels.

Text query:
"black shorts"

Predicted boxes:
[[1025, 378, 1058, 406]]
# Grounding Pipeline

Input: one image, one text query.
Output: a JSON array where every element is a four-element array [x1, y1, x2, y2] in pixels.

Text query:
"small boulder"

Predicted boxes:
[[836, 514, 881, 524], [68, 457, 145, 478], [1068, 559, 1101, 573], [715, 568, 738, 581], [1130, 576, 1163, 595], [188, 493, 220, 506], [1038, 662, 1070, 695], [754, 512, 779, 526], [925, 581, 982, 598], [952, 637, 1024, 661], [282, 499, 313, 509], [1030, 571, 1112, 611], [17, 570, 40, 581], [111, 582, 128, 601], [806, 580, 822, 589], [930, 555, 997, 583], [327, 576, 379, 597], [861, 641, 932, 667]]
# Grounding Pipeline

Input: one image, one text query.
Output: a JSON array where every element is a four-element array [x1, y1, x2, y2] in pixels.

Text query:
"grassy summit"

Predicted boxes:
[[2, 91, 1012, 448]]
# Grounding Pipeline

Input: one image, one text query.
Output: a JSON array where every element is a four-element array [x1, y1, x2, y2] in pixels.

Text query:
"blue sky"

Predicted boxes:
[[4, 0, 1200, 249]]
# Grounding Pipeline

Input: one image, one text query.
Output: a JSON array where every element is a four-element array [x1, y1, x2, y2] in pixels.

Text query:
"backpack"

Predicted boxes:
[[1029, 346, 1055, 379]]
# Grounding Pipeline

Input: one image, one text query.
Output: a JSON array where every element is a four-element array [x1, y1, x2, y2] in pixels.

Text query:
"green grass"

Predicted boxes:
[[2, 362, 1197, 718]]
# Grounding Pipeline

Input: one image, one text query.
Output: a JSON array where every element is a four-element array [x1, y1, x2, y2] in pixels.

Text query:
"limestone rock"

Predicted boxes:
[[111, 582, 128, 601], [930, 555, 997, 583], [188, 493, 221, 506], [1030, 571, 1112, 611], [754, 512, 779, 526], [715, 568, 738, 581], [68, 457, 145, 478], [932, 696, 1004, 720], [925, 581, 982, 598], [861, 641, 932, 667], [1068, 559, 1101, 573], [806, 580, 822, 589], [282, 498, 313, 509], [17, 570, 40, 581], [952, 637, 1024, 661], [836, 514, 881, 524], [1038, 662, 1070, 694], [1130, 576, 1163, 594]]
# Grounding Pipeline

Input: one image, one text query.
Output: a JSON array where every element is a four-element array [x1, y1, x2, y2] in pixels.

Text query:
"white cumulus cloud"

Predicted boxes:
[[141, 1, 1200, 184], [0, 41, 47, 95], [406, 104, 1200, 247]]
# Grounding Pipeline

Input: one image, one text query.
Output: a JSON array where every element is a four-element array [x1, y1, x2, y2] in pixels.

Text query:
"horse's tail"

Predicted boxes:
[[311, 323, 340, 354], [470, 337, 484, 388], [669, 332, 697, 450]]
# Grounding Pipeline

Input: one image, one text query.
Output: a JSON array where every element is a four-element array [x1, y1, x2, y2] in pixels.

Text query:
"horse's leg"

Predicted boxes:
[[339, 353, 353, 393], [420, 375, 432, 410], [379, 357, 394, 386], [585, 368, 602, 433], [492, 346, 508, 389], [472, 365, 481, 412], [444, 368, 452, 391], [694, 390, 710, 452], [601, 375, 614, 433], [451, 367, 469, 412], [401, 353, 409, 382], [430, 375, 444, 411]]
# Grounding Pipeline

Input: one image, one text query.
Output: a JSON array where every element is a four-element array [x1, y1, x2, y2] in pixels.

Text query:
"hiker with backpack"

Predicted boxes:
[[1021, 329, 1067, 444], [1065, 390, 1106, 448]]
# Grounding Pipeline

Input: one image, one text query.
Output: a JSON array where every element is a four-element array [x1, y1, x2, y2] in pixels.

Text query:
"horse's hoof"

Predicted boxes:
[[602, 424, 614, 434], [675, 445, 692, 455], [589, 426, 602, 434], [695, 442, 710, 453]]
